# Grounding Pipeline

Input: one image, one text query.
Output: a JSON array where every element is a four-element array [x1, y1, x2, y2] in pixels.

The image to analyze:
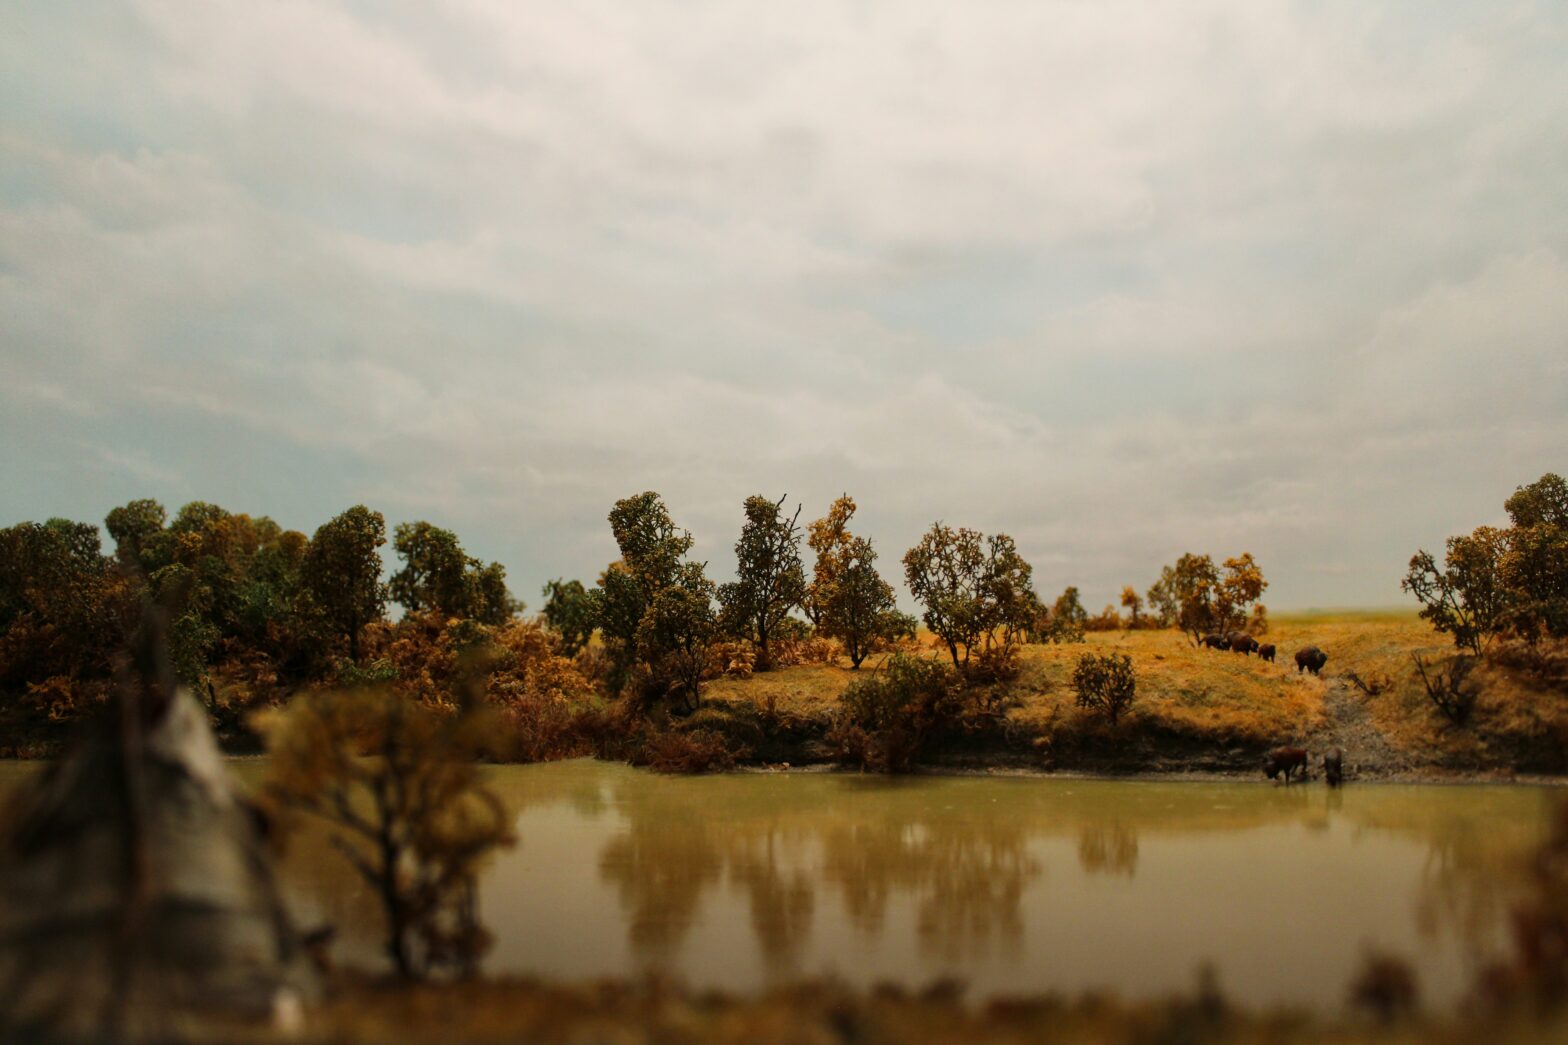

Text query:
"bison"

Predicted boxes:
[[1264, 746, 1309, 783], [1202, 633, 1229, 650], [1228, 632, 1260, 655], [1323, 748, 1343, 788], [1257, 642, 1276, 663], [1295, 646, 1328, 675]]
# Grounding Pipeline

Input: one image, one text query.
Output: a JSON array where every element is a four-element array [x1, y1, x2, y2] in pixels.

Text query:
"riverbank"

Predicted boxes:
[[3, 614, 1563, 782], [187, 972, 1568, 1045], [682, 613, 1568, 779]]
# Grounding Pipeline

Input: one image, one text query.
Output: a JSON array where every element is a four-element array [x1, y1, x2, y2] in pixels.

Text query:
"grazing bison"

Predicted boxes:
[[1257, 643, 1276, 663], [1228, 633, 1260, 655], [1323, 748, 1343, 788], [1295, 646, 1328, 675], [1264, 747, 1309, 783], [1202, 633, 1229, 650]]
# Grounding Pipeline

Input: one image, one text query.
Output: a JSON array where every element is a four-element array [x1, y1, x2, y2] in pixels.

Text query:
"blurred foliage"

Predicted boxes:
[[540, 578, 595, 656], [258, 685, 514, 978]]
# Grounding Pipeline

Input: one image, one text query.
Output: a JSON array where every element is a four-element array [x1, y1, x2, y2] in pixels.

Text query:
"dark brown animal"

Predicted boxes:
[[1228, 633, 1259, 655], [1323, 748, 1343, 788], [1295, 646, 1328, 675], [1257, 643, 1276, 663], [1264, 746, 1309, 783], [1202, 633, 1229, 650]]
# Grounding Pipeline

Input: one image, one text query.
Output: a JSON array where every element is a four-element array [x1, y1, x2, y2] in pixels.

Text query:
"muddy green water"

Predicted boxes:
[[2, 760, 1559, 1011]]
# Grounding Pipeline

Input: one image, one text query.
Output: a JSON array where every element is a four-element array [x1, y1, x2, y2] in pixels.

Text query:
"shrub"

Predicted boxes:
[[637, 727, 740, 774], [771, 634, 840, 668], [706, 639, 757, 678], [1411, 652, 1479, 727], [1084, 604, 1122, 632], [1072, 652, 1136, 725], [494, 691, 590, 762], [828, 654, 961, 772]]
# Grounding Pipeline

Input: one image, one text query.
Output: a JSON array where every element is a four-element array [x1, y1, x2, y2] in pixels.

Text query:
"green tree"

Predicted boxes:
[[303, 506, 389, 662], [390, 522, 470, 617], [636, 562, 719, 712], [1145, 566, 1178, 628], [1505, 473, 1568, 530], [1502, 473, 1568, 642], [0, 519, 128, 693], [593, 493, 716, 705], [1403, 526, 1514, 656], [902, 523, 1036, 671], [717, 494, 805, 670], [389, 521, 516, 625], [104, 498, 167, 569], [594, 493, 692, 679], [130, 502, 314, 683], [1503, 521, 1568, 642], [541, 578, 596, 656], [466, 560, 519, 627]]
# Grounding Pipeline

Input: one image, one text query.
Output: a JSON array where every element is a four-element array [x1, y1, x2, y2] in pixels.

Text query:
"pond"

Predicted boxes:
[[1, 759, 1559, 1012]]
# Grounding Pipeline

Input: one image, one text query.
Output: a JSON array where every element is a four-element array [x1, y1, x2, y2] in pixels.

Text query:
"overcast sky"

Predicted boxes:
[[3, 1, 1565, 612]]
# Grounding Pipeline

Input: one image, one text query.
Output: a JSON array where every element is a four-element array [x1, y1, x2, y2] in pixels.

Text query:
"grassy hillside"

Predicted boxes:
[[697, 612, 1568, 776]]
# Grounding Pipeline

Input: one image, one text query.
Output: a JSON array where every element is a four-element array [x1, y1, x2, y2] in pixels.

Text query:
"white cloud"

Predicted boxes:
[[1, 0, 1565, 609]]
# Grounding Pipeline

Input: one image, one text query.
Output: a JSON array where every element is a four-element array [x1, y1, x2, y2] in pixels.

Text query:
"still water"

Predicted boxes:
[[265, 760, 1555, 1011], [1, 759, 1557, 1011]]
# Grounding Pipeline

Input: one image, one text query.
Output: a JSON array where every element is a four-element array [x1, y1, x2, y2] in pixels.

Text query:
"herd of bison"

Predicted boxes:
[[1196, 631, 1337, 786], [1199, 630, 1328, 675]]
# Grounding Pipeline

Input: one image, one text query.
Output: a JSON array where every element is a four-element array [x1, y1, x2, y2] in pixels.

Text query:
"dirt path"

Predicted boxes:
[[1305, 676, 1409, 778]]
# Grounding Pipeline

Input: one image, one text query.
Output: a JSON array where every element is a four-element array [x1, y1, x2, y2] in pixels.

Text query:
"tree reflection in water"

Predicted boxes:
[[819, 816, 1040, 963], [160, 761, 1559, 1007], [598, 811, 724, 967], [1077, 822, 1139, 877]]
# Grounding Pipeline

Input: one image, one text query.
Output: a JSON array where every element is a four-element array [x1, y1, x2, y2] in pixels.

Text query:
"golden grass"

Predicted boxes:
[[700, 662, 855, 719], [1010, 630, 1326, 748], [695, 611, 1568, 771]]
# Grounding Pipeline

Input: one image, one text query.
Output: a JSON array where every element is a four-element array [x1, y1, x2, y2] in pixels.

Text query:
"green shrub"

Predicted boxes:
[[828, 654, 961, 772]]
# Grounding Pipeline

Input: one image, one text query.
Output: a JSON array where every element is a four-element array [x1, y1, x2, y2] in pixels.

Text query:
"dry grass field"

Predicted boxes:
[[698, 611, 1568, 775]]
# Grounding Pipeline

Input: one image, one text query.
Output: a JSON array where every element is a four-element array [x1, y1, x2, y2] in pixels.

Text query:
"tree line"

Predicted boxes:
[[0, 489, 1274, 737]]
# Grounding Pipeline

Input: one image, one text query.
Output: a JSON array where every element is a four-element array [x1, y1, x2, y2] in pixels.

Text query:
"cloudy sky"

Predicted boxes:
[[3, 1, 1565, 612]]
